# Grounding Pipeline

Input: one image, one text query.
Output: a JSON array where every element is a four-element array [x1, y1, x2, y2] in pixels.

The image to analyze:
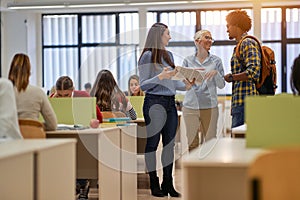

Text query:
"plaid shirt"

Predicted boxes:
[[231, 35, 261, 108]]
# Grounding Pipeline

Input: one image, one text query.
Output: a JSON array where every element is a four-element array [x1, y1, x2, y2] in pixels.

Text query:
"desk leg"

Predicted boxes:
[[98, 128, 121, 200], [37, 142, 76, 200], [121, 125, 137, 200], [0, 153, 33, 200]]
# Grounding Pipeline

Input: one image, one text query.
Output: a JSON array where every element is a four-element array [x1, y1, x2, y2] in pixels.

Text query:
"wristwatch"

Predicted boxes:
[[228, 73, 234, 82]]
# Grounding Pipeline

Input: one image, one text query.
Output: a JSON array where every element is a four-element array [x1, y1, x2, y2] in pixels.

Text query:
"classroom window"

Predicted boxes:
[[42, 12, 139, 91], [42, 6, 300, 94], [82, 15, 116, 43]]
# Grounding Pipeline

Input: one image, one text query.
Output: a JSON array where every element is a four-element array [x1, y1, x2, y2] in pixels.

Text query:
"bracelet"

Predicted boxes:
[[228, 73, 234, 82]]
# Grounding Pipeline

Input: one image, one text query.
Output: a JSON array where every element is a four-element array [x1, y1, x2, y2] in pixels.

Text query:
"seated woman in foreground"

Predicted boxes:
[[8, 53, 57, 131]]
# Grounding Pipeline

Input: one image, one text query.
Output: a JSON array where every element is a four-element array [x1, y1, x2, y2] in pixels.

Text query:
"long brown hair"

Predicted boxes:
[[90, 69, 128, 112], [8, 53, 31, 92], [138, 22, 175, 68]]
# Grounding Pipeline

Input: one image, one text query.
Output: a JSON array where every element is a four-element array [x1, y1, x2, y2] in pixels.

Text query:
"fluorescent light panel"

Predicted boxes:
[[7, 4, 66, 10], [7, 1, 193, 10], [68, 3, 126, 8], [129, 1, 190, 6]]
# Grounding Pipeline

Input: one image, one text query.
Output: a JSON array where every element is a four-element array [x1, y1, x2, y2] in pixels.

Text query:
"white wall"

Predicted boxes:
[[1, 11, 41, 86]]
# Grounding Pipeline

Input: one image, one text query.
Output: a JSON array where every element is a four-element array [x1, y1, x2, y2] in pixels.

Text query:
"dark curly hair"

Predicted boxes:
[[226, 10, 252, 32]]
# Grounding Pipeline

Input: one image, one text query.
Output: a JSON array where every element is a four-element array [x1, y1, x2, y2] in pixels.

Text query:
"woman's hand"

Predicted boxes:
[[183, 78, 195, 90], [158, 67, 177, 80], [204, 70, 217, 81]]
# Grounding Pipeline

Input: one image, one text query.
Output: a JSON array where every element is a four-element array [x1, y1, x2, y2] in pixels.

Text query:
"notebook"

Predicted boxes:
[[48, 97, 97, 127]]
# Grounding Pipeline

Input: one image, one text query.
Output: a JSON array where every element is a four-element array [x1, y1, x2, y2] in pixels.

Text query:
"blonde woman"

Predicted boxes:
[[182, 30, 225, 151]]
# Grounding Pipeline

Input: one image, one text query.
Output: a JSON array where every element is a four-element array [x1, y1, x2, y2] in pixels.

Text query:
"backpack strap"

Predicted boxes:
[[235, 35, 262, 70]]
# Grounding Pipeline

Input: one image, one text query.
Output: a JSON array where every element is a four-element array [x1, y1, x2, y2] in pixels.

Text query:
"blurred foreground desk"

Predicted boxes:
[[46, 124, 137, 200], [0, 139, 76, 200], [181, 138, 265, 200]]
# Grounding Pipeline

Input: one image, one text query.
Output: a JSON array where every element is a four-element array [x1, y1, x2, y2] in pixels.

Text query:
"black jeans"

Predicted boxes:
[[143, 94, 178, 178]]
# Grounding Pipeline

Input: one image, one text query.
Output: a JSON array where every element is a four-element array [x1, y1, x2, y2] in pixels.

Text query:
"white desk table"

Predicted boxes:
[[0, 139, 76, 200], [181, 138, 265, 200], [46, 124, 137, 200]]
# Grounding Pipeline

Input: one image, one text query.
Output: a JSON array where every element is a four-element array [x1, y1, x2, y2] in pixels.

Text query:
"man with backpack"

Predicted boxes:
[[224, 10, 261, 128]]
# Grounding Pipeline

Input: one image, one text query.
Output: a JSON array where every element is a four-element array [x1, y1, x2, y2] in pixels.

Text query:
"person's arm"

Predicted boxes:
[[96, 105, 103, 123], [224, 71, 249, 82], [0, 78, 23, 139], [211, 57, 226, 89], [125, 100, 137, 120], [138, 51, 176, 91]]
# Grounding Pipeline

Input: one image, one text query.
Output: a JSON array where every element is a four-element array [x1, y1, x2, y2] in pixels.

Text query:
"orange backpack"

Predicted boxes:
[[236, 35, 277, 95]]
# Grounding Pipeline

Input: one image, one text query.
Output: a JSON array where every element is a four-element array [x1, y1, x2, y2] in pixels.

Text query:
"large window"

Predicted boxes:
[[42, 12, 139, 91], [42, 6, 300, 94], [286, 8, 300, 93]]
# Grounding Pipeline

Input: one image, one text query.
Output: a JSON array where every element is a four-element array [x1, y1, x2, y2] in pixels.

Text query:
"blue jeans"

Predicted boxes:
[[143, 94, 178, 178], [231, 105, 245, 128]]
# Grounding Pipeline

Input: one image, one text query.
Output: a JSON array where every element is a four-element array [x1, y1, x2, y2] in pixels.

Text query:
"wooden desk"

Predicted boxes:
[[46, 124, 137, 200], [0, 139, 76, 200], [181, 138, 265, 200]]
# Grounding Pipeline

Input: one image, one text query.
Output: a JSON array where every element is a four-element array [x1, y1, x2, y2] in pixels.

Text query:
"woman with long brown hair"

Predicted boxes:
[[138, 22, 191, 197], [8, 53, 57, 131], [90, 69, 137, 120]]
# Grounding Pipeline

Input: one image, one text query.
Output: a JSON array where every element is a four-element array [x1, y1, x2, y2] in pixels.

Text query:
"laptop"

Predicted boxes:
[[48, 97, 97, 127], [128, 96, 145, 118]]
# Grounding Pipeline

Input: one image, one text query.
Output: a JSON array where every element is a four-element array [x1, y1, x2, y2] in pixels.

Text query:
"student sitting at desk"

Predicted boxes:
[[51, 75, 99, 199], [0, 78, 23, 140], [8, 53, 57, 131], [125, 74, 145, 96], [51, 75, 103, 126], [90, 69, 137, 120]]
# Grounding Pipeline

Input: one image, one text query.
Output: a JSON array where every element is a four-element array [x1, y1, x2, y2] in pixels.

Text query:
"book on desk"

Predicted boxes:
[[100, 117, 131, 128]]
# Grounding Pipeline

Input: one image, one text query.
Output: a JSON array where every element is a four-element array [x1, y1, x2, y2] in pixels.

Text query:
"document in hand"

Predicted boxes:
[[174, 66, 206, 84]]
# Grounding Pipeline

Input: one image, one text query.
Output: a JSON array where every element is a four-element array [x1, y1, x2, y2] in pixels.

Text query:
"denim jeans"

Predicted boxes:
[[231, 105, 245, 128], [143, 94, 178, 178]]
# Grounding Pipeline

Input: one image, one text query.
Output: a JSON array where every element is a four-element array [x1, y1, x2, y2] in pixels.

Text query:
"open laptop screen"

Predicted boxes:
[[48, 97, 96, 127]]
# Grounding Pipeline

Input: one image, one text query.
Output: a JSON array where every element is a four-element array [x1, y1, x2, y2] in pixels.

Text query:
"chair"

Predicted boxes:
[[248, 147, 300, 200], [101, 111, 126, 119], [18, 118, 46, 138]]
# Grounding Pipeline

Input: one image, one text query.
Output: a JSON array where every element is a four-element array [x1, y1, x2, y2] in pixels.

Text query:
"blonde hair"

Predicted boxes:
[[194, 30, 210, 40]]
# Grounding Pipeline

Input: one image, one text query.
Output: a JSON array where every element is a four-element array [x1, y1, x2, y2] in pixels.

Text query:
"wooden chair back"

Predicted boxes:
[[248, 147, 300, 200], [18, 119, 46, 139]]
